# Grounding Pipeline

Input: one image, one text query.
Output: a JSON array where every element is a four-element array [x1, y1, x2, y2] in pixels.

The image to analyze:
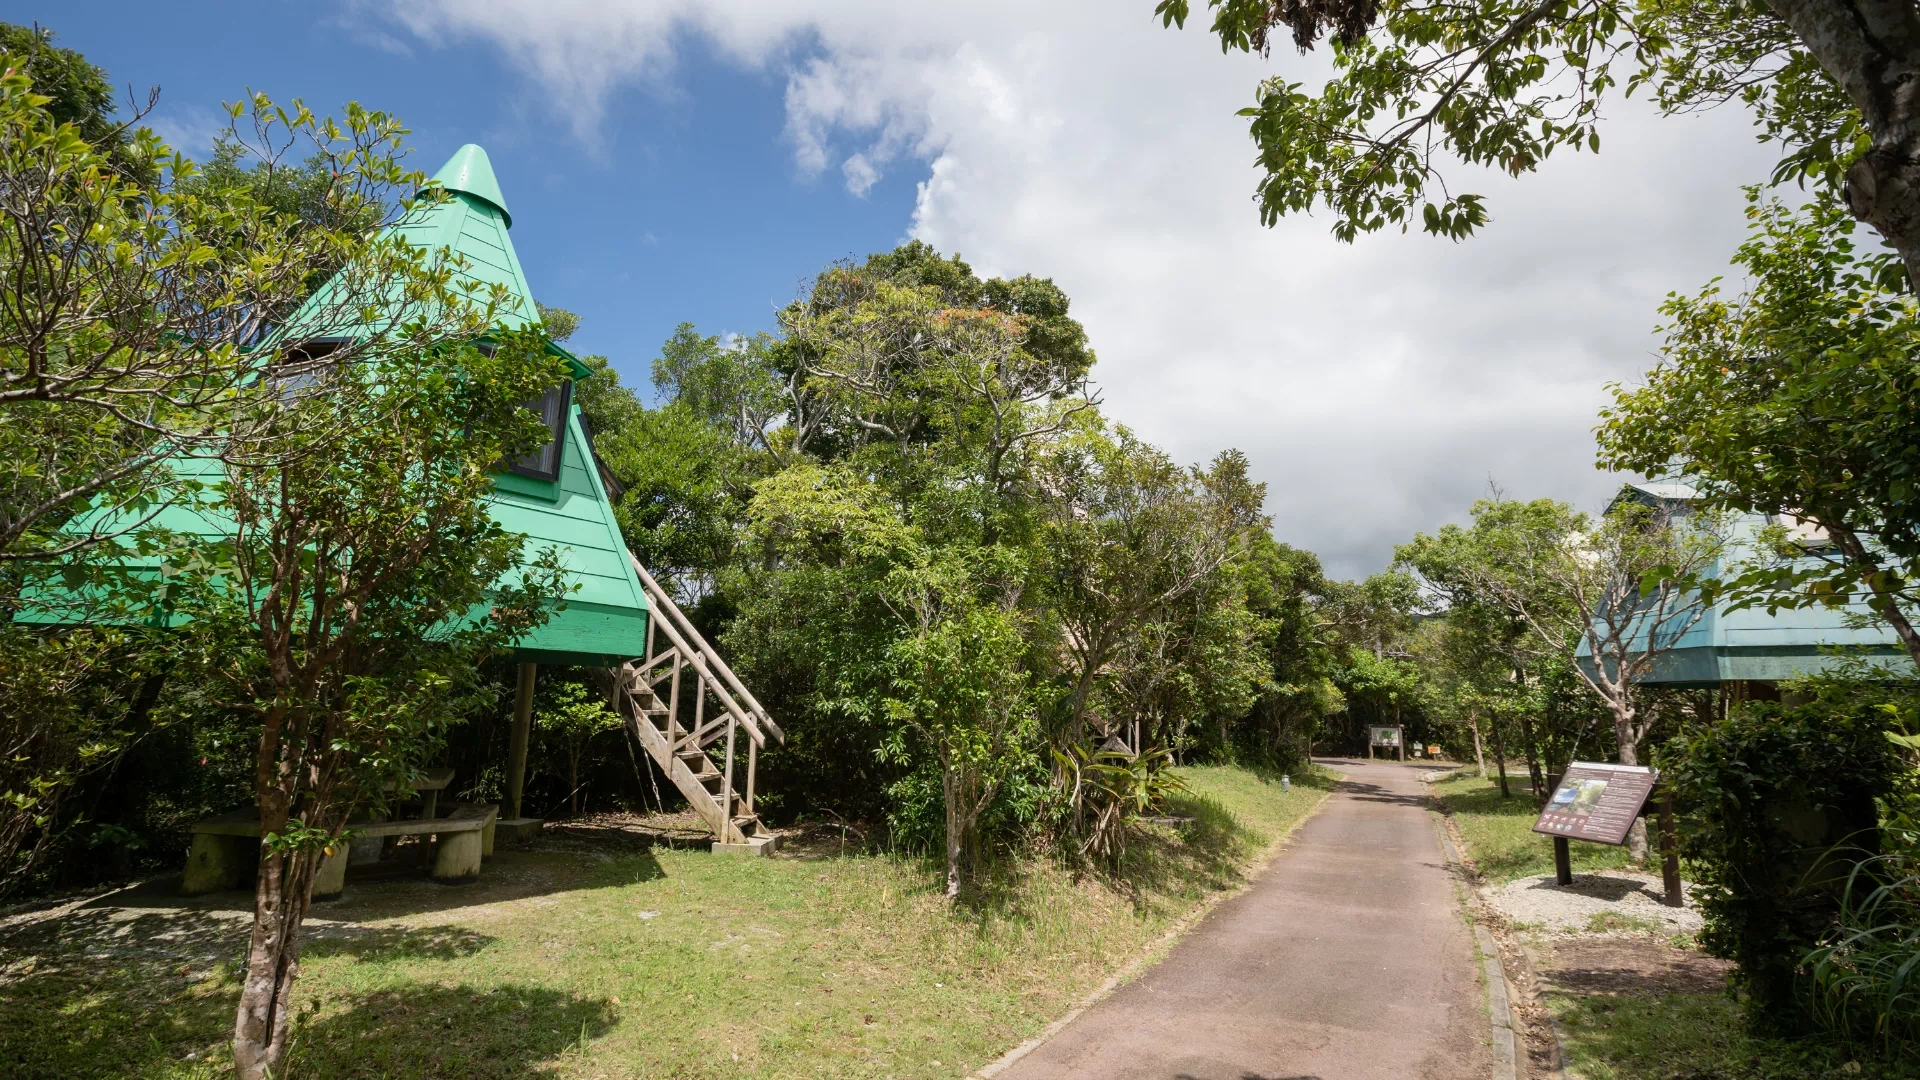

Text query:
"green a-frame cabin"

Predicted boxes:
[[27, 145, 781, 857]]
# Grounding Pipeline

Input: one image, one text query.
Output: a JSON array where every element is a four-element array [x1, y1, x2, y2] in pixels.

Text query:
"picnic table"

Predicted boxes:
[[182, 769, 497, 899]]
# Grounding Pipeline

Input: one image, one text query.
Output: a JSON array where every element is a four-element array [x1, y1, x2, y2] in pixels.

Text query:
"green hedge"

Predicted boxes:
[[1662, 678, 1912, 1031]]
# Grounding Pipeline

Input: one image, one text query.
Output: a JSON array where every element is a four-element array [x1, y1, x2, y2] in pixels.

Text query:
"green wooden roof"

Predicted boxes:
[[1578, 484, 1915, 686], [21, 145, 648, 666]]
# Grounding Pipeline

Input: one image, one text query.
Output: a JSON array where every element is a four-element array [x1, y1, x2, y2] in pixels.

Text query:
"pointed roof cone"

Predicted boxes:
[[430, 143, 512, 228]]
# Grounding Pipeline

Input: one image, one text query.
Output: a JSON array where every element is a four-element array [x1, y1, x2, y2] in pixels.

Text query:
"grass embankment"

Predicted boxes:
[[1433, 770, 1914, 1079], [1, 763, 1335, 1080]]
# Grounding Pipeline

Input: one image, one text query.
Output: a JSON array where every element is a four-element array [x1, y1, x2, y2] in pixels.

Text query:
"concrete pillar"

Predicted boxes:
[[506, 662, 537, 821], [312, 844, 350, 902], [431, 830, 483, 884], [181, 834, 251, 895]]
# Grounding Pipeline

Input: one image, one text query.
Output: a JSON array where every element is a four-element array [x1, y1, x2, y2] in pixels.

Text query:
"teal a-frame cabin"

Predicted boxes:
[[1581, 483, 1917, 700], [29, 145, 782, 855], [380, 144, 649, 667]]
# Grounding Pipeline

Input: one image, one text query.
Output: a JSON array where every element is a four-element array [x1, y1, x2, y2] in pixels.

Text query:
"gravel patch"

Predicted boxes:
[[1492, 871, 1703, 935]]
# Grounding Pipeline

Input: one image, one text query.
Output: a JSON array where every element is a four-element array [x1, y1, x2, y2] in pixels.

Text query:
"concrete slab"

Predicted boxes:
[[493, 818, 544, 845]]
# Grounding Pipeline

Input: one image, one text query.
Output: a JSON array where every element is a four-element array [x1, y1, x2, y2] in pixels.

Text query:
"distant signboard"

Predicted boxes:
[[1368, 726, 1401, 747], [1532, 762, 1658, 846]]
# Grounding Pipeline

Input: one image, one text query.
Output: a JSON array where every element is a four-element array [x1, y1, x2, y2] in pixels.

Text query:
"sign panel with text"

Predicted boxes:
[[1531, 762, 1657, 846]]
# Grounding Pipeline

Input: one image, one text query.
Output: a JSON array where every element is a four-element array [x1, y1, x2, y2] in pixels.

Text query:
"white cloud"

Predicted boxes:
[[379, 0, 1779, 578]]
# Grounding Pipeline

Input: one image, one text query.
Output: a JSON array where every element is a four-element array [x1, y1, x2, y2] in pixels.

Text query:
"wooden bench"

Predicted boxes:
[[183, 801, 498, 899]]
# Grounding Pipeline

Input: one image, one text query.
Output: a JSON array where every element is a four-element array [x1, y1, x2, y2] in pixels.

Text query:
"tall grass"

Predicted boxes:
[[1804, 851, 1920, 1056]]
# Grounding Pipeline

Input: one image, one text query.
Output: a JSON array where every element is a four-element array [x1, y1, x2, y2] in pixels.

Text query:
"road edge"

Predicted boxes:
[[968, 772, 1341, 1080], [1428, 784, 1529, 1080]]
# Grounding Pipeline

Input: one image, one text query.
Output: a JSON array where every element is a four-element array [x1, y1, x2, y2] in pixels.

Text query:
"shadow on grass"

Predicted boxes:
[[0, 919, 586, 1080], [280, 982, 618, 1079], [1552, 992, 1914, 1080], [85, 842, 662, 928]]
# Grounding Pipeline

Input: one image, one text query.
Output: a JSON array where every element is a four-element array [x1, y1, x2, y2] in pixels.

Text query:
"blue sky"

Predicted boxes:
[[9, 2, 1782, 577], [28, 2, 918, 386]]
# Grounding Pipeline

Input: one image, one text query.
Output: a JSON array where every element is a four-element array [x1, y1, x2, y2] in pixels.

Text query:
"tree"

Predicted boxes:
[[1036, 422, 1268, 749], [601, 403, 755, 603], [1599, 193, 1920, 668], [1157, 0, 1920, 289], [535, 679, 623, 818], [0, 61, 491, 564], [175, 326, 567, 1080], [0, 23, 149, 180], [877, 548, 1044, 899], [1231, 535, 1342, 768], [1404, 496, 1723, 857]]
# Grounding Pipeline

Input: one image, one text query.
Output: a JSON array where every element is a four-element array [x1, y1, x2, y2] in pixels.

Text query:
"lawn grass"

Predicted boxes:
[[1550, 990, 1916, 1080], [1, 763, 1336, 1080], [1429, 771, 1634, 882]]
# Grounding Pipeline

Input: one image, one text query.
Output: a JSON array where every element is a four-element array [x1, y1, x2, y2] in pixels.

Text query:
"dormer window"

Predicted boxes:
[[507, 380, 572, 481]]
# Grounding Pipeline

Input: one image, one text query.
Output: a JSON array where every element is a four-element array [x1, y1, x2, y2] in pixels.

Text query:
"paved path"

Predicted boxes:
[[996, 759, 1491, 1080]]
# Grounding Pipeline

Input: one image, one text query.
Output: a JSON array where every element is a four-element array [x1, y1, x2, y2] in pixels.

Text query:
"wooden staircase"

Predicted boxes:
[[610, 555, 784, 851]]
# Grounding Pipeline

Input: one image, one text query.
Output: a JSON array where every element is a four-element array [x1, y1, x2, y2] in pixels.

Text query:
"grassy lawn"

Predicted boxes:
[[1550, 991, 1914, 1080], [1, 764, 1335, 1080], [1429, 771, 1634, 882]]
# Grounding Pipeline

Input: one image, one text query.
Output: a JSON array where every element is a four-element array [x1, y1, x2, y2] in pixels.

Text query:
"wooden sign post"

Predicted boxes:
[[1367, 725, 1405, 761], [1531, 761, 1683, 906]]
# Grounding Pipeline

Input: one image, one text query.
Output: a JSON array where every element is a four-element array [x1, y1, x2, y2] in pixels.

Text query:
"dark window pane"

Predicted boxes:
[[507, 381, 571, 481]]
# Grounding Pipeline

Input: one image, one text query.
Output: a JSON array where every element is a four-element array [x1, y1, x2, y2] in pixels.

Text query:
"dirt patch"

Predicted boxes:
[[0, 812, 698, 980], [1503, 925, 1736, 1076], [1537, 935, 1733, 997]]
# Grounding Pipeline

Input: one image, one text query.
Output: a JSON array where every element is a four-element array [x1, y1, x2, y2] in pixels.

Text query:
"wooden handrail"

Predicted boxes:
[[627, 589, 766, 748], [630, 554, 785, 744]]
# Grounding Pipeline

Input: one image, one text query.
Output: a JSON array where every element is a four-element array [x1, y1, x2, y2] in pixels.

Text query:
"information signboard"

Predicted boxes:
[[1368, 726, 1401, 747], [1531, 762, 1658, 846]]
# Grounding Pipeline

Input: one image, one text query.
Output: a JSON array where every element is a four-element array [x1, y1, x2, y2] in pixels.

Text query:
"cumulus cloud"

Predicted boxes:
[[378, 0, 1779, 578]]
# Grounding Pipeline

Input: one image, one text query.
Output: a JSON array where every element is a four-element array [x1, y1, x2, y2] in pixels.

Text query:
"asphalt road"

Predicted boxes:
[[994, 758, 1491, 1080]]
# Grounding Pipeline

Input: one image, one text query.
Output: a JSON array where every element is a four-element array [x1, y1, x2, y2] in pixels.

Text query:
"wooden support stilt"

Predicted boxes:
[[1553, 836, 1573, 886], [506, 662, 537, 821]]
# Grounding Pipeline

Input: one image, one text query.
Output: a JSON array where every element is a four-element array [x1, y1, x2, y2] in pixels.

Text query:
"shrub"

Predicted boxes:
[[1662, 678, 1913, 1031]]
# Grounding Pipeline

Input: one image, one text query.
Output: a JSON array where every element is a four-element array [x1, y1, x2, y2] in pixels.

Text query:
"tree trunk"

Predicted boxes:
[[942, 764, 964, 900], [1469, 709, 1487, 779], [1490, 715, 1511, 798], [1766, 0, 1920, 289], [1610, 703, 1650, 864], [232, 843, 321, 1080], [1517, 709, 1547, 808], [1829, 524, 1920, 668], [569, 747, 580, 819]]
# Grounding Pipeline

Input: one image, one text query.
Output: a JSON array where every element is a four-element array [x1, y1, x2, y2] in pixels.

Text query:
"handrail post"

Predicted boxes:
[[722, 715, 737, 843], [692, 673, 706, 754], [667, 655, 682, 748], [746, 739, 757, 817], [631, 554, 783, 743]]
